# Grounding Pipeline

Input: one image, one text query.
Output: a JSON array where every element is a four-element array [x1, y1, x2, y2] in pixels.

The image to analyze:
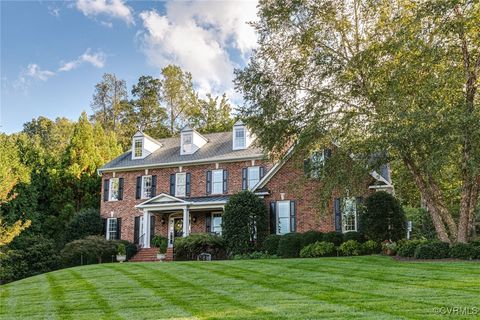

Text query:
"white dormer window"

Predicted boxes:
[[182, 133, 193, 154], [234, 127, 246, 149], [134, 138, 143, 158], [180, 126, 207, 155]]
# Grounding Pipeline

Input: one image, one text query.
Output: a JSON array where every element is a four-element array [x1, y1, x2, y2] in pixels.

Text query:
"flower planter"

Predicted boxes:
[[157, 253, 166, 261], [116, 255, 126, 263]]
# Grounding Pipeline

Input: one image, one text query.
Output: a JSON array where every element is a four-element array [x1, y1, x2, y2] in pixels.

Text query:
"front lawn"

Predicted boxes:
[[1, 256, 478, 319]]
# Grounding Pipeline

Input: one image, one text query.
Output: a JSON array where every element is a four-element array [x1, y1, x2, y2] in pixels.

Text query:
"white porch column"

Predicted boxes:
[[143, 210, 151, 248], [182, 206, 190, 237]]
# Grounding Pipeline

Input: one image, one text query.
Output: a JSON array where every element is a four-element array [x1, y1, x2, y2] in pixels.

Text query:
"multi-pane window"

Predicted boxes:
[[182, 133, 193, 153], [247, 166, 260, 189], [142, 175, 152, 199], [212, 169, 223, 194], [234, 127, 246, 149], [134, 138, 143, 158], [277, 201, 291, 235], [211, 213, 222, 235], [176, 173, 186, 197], [109, 178, 120, 201], [310, 150, 325, 179], [342, 197, 357, 232], [107, 218, 117, 240]]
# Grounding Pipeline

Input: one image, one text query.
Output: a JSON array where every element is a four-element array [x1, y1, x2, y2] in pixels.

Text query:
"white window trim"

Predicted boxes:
[[233, 127, 246, 150], [133, 138, 143, 159], [276, 200, 291, 235], [109, 178, 120, 201], [342, 197, 358, 233], [141, 175, 152, 199], [106, 218, 117, 240], [211, 212, 222, 235], [211, 169, 224, 195], [247, 166, 260, 189], [175, 172, 187, 197]]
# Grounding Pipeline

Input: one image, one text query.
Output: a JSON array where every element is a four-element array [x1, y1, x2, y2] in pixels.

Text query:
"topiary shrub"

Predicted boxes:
[[152, 235, 168, 254], [222, 191, 268, 255], [277, 233, 303, 258], [414, 241, 450, 259], [343, 232, 366, 243], [65, 208, 103, 243], [174, 233, 226, 261], [61, 236, 117, 267], [323, 232, 344, 246], [263, 234, 282, 255], [300, 241, 335, 258], [360, 191, 406, 242], [338, 240, 363, 256], [397, 240, 427, 257], [449, 243, 479, 260], [301, 231, 324, 248], [362, 240, 381, 255]]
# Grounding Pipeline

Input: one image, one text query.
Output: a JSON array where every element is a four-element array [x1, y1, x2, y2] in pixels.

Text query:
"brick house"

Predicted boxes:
[[98, 121, 392, 258]]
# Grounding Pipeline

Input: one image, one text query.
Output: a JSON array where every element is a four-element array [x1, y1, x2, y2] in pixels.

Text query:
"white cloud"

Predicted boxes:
[[58, 49, 106, 72], [138, 1, 259, 96], [48, 7, 61, 17], [75, 0, 134, 25], [25, 64, 55, 81]]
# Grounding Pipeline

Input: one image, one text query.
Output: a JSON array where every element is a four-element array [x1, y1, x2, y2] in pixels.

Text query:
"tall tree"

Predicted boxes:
[[188, 93, 235, 133], [236, 0, 480, 243]]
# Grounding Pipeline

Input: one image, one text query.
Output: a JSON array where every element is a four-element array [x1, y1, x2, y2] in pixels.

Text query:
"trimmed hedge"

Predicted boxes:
[[414, 241, 450, 259], [300, 241, 335, 258], [61, 236, 118, 266], [323, 232, 344, 246], [450, 243, 480, 260], [263, 234, 282, 255], [277, 233, 303, 258], [301, 231, 324, 248], [338, 240, 363, 256], [397, 240, 428, 258], [174, 233, 226, 260], [362, 240, 381, 255]]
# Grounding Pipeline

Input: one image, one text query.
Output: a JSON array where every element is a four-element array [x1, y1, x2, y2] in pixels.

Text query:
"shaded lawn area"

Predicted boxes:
[[1, 256, 479, 320]]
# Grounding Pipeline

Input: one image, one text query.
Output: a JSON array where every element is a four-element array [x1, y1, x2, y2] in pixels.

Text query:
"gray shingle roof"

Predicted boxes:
[[99, 131, 264, 171]]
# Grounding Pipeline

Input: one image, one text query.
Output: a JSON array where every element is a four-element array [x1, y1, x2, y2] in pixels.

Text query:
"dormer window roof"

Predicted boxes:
[[131, 131, 162, 160], [180, 126, 207, 155]]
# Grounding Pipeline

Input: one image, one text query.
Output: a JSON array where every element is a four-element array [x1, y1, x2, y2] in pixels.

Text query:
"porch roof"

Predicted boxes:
[[135, 193, 229, 210]]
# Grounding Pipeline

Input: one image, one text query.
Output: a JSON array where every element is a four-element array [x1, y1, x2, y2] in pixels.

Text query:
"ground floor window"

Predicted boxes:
[[342, 197, 357, 232], [107, 218, 118, 240], [211, 212, 222, 235], [276, 200, 291, 235]]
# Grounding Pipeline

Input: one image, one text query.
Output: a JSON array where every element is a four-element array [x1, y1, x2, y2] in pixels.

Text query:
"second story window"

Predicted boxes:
[[134, 138, 143, 158], [305, 149, 331, 179], [247, 166, 260, 189], [109, 178, 120, 201], [212, 169, 224, 194], [233, 127, 246, 149], [142, 175, 152, 199], [176, 173, 186, 197]]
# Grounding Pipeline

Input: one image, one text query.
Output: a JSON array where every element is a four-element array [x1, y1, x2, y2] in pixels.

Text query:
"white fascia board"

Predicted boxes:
[[136, 201, 227, 210]]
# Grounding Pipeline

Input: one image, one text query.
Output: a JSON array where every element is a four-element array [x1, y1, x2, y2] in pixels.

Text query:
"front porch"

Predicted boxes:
[[134, 193, 227, 259]]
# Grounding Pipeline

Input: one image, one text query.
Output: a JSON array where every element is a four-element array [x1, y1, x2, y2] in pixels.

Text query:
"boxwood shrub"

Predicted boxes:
[[362, 240, 381, 255], [263, 234, 282, 255], [174, 233, 226, 260], [300, 241, 335, 258], [397, 240, 427, 257], [414, 241, 450, 259], [277, 233, 303, 258], [338, 240, 363, 256], [323, 232, 344, 246], [450, 243, 480, 260], [301, 231, 324, 248]]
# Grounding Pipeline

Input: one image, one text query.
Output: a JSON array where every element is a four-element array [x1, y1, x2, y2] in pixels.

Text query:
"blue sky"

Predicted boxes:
[[1, 0, 258, 133]]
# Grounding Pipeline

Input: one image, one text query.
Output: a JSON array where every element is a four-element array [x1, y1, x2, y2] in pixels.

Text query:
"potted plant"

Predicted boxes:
[[116, 243, 127, 262], [152, 235, 168, 261], [382, 240, 397, 256]]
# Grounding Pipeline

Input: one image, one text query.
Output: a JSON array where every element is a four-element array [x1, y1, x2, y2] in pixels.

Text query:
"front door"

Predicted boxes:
[[173, 218, 183, 238]]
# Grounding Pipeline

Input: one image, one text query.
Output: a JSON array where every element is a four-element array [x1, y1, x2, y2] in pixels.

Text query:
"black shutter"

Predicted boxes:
[[134, 216, 140, 244], [151, 175, 157, 197], [205, 213, 211, 233], [170, 174, 176, 196], [186, 173, 191, 197], [118, 178, 124, 200], [334, 198, 342, 232], [259, 166, 265, 179], [269, 202, 276, 234], [206, 171, 212, 194], [103, 179, 109, 201], [223, 170, 228, 194], [136, 177, 142, 199], [101, 218, 107, 236], [116, 218, 122, 240], [303, 159, 311, 176], [290, 201, 296, 233], [150, 215, 156, 242], [242, 168, 248, 190]]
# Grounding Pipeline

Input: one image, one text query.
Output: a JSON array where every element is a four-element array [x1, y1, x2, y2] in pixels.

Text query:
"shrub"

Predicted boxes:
[[300, 241, 335, 258], [61, 236, 117, 267], [403, 206, 436, 240], [152, 235, 168, 253], [343, 232, 366, 243], [323, 232, 344, 246], [277, 233, 303, 258], [65, 208, 103, 243], [222, 191, 268, 255], [301, 231, 324, 248], [117, 243, 126, 255], [263, 234, 282, 255], [338, 240, 363, 256], [174, 233, 226, 260], [233, 251, 278, 260], [414, 241, 450, 259], [450, 243, 480, 260], [397, 240, 427, 257], [382, 240, 397, 255], [362, 240, 381, 255], [0, 235, 61, 284], [118, 240, 137, 261], [360, 192, 406, 242]]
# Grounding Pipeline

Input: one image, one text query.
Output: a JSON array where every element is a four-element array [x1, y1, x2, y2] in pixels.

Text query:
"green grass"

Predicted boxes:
[[1, 256, 479, 320]]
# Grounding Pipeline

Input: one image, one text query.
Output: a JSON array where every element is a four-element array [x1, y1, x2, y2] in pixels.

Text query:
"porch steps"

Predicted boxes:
[[130, 248, 159, 262]]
